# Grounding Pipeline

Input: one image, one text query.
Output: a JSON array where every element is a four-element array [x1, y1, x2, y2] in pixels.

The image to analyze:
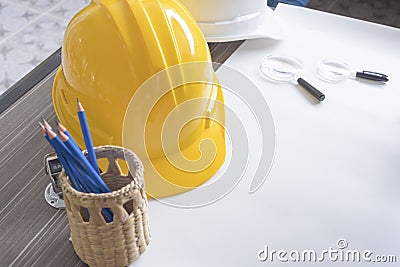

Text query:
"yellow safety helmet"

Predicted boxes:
[[52, 0, 226, 198]]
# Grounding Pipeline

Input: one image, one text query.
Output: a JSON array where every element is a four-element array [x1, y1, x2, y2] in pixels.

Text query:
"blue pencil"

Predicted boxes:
[[42, 121, 113, 222], [41, 123, 90, 217], [56, 121, 104, 192], [77, 99, 100, 175], [62, 152, 101, 193], [58, 154, 84, 192], [56, 121, 99, 191], [40, 122, 83, 191], [56, 121, 83, 153], [56, 130, 113, 221], [44, 124, 101, 193], [58, 131, 110, 193], [52, 121, 104, 191], [46, 129, 99, 193], [60, 153, 112, 221], [45, 126, 112, 221]]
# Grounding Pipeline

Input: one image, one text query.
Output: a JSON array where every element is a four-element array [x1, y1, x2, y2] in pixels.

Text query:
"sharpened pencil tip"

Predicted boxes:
[[77, 98, 84, 112], [42, 119, 52, 129], [57, 121, 67, 132], [45, 125, 56, 139], [58, 130, 69, 141], [38, 122, 47, 136], [55, 120, 60, 126]]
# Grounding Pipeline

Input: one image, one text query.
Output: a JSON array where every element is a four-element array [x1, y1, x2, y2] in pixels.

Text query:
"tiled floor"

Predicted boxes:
[[0, 0, 90, 95], [0, 0, 399, 97], [307, 0, 400, 28]]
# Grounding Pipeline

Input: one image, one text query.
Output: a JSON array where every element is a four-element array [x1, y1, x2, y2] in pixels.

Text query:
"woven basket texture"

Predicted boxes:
[[60, 146, 150, 267]]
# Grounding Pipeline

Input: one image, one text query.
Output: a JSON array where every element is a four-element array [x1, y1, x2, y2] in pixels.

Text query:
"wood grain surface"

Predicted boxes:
[[0, 41, 243, 267]]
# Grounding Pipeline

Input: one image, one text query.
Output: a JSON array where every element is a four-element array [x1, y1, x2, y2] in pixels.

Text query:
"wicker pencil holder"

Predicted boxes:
[[60, 146, 150, 267]]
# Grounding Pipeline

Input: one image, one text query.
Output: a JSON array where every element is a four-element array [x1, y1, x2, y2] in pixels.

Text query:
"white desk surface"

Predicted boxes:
[[134, 4, 400, 266]]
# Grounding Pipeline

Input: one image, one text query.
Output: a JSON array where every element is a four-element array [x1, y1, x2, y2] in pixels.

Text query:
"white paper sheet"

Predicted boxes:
[[133, 5, 400, 267]]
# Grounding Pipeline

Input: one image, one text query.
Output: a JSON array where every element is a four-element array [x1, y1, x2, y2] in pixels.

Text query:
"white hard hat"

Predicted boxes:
[[179, 0, 285, 42]]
